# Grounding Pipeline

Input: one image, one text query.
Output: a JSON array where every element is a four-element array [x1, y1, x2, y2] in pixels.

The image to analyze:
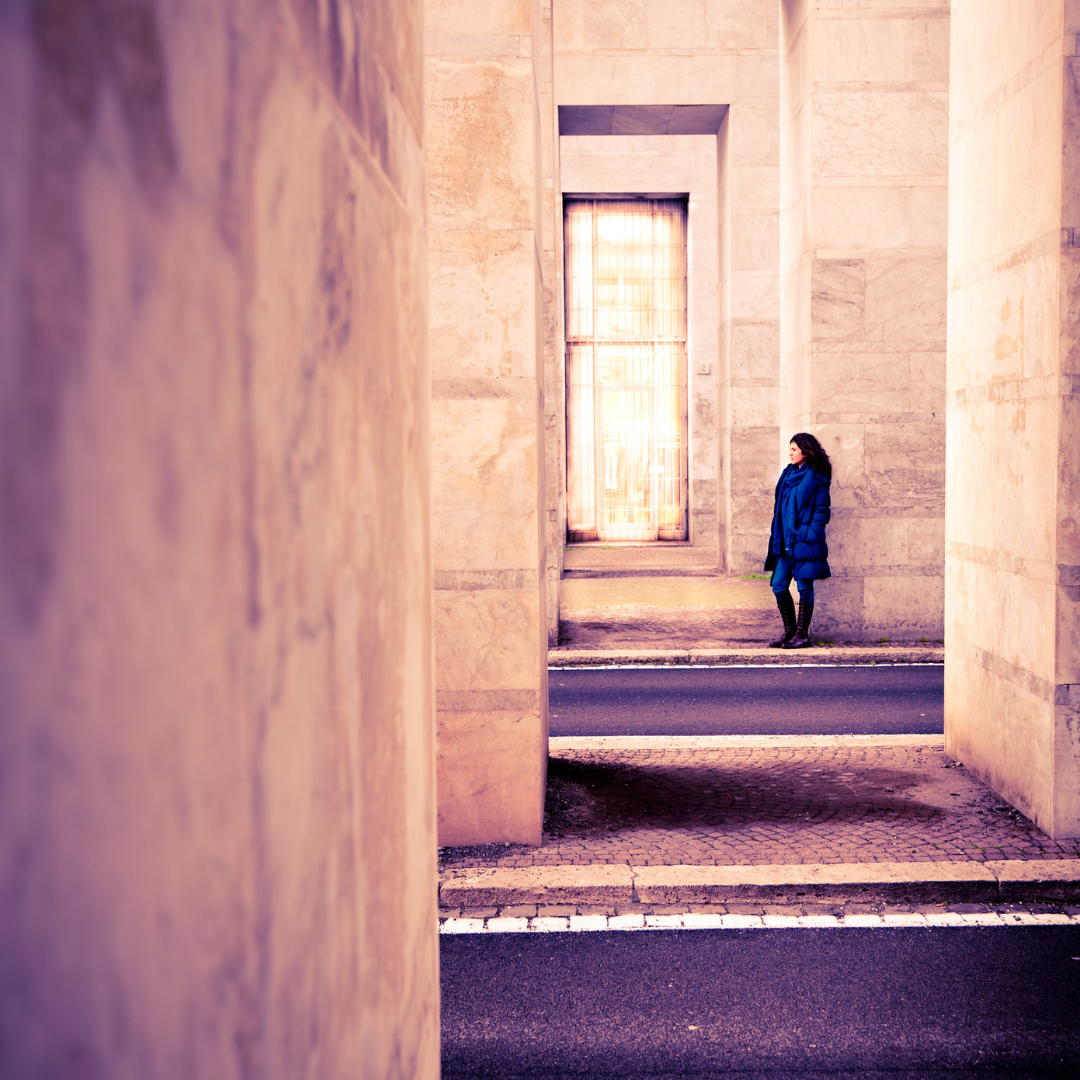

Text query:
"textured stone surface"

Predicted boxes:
[[558, 572, 778, 647], [440, 742, 1080, 870], [440, 857, 1080, 909], [945, 0, 1080, 839], [553, 0, 781, 582], [779, 0, 949, 640], [428, 0, 550, 845], [0, 0, 438, 1075]]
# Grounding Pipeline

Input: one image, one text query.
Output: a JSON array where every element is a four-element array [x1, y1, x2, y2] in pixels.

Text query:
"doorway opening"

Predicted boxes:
[[564, 197, 688, 542]]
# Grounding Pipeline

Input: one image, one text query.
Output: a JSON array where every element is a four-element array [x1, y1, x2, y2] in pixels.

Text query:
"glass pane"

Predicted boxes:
[[597, 343, 652, 384], [602, 388, 651, 528], [564, 198, 688, 541], [595, 202, 652, 338], [565, 205, 593, 339], [566, 345, 596, 538]]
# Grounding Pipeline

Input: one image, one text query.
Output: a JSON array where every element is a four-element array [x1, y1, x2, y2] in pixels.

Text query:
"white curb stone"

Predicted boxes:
[[439, 910, 1080, 934], [682, 913, 726, 929], [608, 914, 646, 930], [569, 914, 609, 932], [531, 917, 570, 932], [720, 914, 763, 928], [486, 917, 529, 933], [645, 914, 684, 928], [441, 918, 486, 934], [880, 913, 928, 927]]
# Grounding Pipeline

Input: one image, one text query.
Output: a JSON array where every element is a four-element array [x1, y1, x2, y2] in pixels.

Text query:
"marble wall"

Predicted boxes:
[[427, 0, 550, 845], [0, 0, 439, 1074], [553, 0, 781, 575], [780, 0, 950, 640], [946, 0, 1080, 838]]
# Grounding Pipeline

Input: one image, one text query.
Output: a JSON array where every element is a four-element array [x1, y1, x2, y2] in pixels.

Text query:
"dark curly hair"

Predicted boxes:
[[790, 432, 832, 480]]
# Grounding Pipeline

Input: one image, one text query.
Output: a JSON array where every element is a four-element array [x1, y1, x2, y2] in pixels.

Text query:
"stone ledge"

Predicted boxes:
[[549, 734, 946, 751], [439, 860, 1080, 908], [440, 864, 634, 907], [549, 646, 945, 667]]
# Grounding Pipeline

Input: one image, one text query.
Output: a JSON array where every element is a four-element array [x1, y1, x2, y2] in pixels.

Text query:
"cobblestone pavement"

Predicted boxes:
[[439, 900, 1080, 933], [439, 742, 1080, 871]]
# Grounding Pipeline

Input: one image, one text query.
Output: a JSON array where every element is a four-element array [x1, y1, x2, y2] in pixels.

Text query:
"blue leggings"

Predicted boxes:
[[770, 555, 815, 604]]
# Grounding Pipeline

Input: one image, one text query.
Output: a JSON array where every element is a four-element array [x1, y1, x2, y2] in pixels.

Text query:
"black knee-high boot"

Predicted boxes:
[[769, 590, 798, 648], [782, 599, 814, 649]]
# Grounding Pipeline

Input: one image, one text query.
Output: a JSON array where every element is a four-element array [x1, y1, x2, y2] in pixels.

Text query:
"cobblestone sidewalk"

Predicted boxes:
[[440, 740, 1080, 871]]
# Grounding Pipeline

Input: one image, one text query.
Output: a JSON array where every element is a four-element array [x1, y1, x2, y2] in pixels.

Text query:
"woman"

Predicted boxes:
[[764, 433, 832, 649]]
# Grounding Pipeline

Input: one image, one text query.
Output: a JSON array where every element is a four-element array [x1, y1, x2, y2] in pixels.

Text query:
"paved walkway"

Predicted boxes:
[[559, 573, 779, 648], [440, 736, 1080, 873], [558, 565, 944, 650]]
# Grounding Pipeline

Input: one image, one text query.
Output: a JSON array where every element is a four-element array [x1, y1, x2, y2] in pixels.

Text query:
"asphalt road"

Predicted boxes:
[[441, 927, 1080, 1079], [549, 666, 944, 737]]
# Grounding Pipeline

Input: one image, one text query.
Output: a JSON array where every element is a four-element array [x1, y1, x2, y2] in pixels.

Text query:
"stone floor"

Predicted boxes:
[[439, 741, 1080, 871], [559, 572, 780, 648], [557, 567, 944, 650]]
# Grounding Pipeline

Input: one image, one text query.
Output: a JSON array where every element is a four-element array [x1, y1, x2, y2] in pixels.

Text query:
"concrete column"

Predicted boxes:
[[427, 0, 550, 844], [946, 0, 1080, 838], [0, 0, 438, 1073], [780, 0, 950, 639]]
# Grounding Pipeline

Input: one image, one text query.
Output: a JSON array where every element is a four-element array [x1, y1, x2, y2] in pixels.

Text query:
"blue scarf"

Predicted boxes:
[[772, 465, 809, 555]]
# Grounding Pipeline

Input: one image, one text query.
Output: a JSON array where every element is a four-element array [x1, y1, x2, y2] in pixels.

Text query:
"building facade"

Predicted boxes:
[[0, 1, 1078, 1076]]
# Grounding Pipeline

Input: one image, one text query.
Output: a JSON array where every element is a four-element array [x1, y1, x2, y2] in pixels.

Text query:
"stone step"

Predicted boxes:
[[549, 646, 945, 667], [440, 860, 1080, 909]]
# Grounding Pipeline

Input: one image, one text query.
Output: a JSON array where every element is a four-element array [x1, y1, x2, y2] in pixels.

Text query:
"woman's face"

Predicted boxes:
[[789, 441, 806, 466]]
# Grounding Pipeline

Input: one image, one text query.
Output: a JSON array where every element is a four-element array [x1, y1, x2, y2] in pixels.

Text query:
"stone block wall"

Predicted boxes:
[[553, 0, 781, 575], [946, 0, 1080, 838], [427, 0, 550, 845], [780, 0, 950, 640], [0, 0, 438, 1075], [719, 75, 783, 574]]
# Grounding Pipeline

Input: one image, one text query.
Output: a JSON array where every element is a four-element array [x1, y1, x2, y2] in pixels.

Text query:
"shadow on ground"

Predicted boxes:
[[543, 756, 942, 838]]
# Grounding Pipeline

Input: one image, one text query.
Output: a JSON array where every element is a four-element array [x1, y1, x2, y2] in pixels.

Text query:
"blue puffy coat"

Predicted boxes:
[[763, 464, 831, 580]]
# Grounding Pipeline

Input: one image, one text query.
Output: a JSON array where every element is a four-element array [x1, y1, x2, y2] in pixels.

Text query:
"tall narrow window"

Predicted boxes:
[[565, 198, 688, 542]]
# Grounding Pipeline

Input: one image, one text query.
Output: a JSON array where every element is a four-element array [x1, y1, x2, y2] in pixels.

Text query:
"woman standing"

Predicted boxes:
[[764, 433, 832, 649]]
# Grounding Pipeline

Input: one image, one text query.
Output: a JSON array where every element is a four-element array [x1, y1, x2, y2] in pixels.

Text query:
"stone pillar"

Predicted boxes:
[[0, 0, 439, 1073], [946, 0, 1080, 838], [718, 68, 782, 574], [540, 2, 564, 649], [780, 0, 950, 639], [427, 1, 550, 844]]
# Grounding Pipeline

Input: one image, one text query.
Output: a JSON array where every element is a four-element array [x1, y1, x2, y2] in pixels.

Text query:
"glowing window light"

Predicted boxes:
[[565, 199, 688, 542]]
